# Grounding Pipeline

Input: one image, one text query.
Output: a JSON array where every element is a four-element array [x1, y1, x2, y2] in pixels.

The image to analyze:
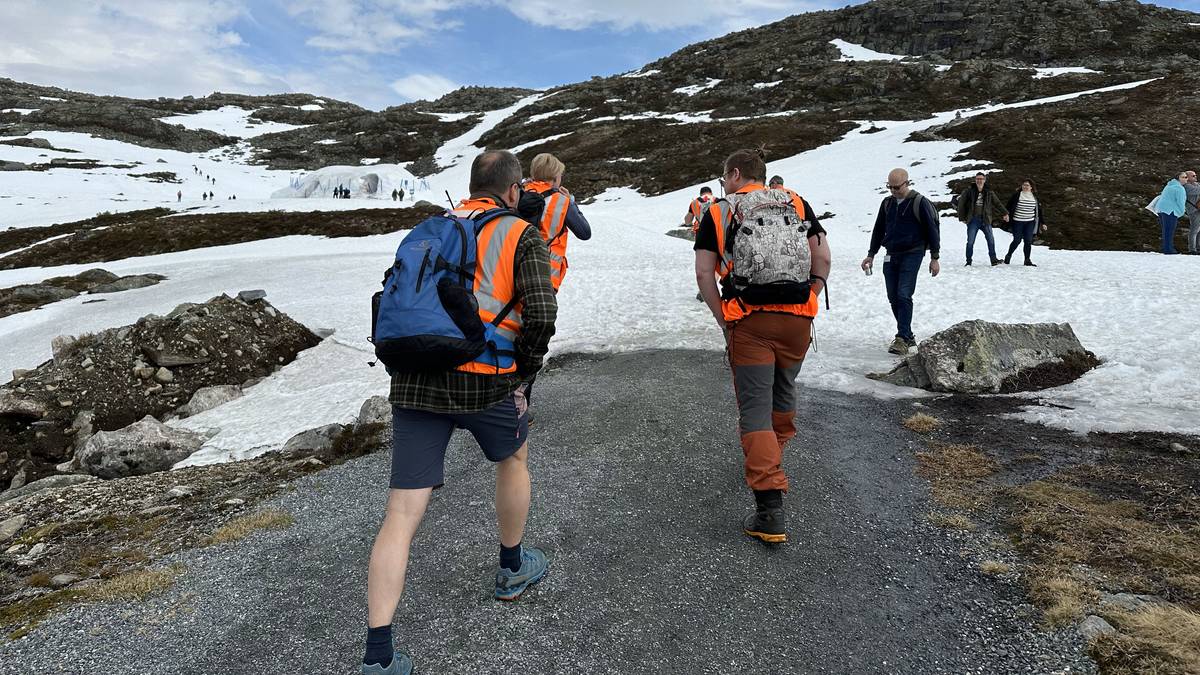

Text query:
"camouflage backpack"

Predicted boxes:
[[723, 188, 813, 305]]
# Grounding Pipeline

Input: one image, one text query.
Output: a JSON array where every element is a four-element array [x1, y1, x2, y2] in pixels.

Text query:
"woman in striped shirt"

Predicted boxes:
[[1003, 179, 1047, 266]]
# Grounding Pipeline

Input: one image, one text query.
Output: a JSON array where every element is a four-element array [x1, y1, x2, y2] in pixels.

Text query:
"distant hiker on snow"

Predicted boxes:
[[1003, 179, 1047, 266], [862, 168, 941, 355], [694, 148, 831, 545], [362, 150, 556, 675], [1184, 170, 1199, 254], [398, 188, 405, 201], [956, 172, 1008, 266], [202, 191, 208, 201], [1155, 172, 1188, 255], [176, 190, 181, 202], [391, 189, 398, 201], [682, 186, 714, 233]]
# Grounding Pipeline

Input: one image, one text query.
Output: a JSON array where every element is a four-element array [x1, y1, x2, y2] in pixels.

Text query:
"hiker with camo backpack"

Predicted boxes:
[[362, 150, 556, 675], [694, 148, 831, 544]]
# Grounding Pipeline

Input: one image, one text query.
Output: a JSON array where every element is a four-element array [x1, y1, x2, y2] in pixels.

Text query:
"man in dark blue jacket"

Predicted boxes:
[[861, 168, 941, 355]]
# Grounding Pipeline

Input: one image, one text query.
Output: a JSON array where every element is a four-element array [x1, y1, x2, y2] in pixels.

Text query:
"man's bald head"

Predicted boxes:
[[887, 168, 912, 198], [469, 150, 522, 197]]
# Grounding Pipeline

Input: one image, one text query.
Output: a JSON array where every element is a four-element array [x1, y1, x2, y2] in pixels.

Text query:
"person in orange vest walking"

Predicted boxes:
[[682, 186, 715, 233], [519, 152, 591, 292], [694, 148, 831, 544], [768, 175, 801, 202], [362, 150, 557, 675]]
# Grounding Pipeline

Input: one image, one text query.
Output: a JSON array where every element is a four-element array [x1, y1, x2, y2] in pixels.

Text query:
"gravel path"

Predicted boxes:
[[0, 350, 1092, 674]]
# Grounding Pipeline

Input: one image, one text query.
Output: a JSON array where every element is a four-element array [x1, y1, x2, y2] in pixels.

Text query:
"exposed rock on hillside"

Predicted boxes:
[[0, 269, 165, 318], [0, 294, 321, 489]]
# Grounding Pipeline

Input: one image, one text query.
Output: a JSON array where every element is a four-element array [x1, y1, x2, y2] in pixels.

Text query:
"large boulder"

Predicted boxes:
[[282, 424, 344, 455], [0, 474, 98, 504], [868, 320, 1100, 394], [8, 284, 79, 305], [88, 275, 161, 294], [76, 415, 206, 478]]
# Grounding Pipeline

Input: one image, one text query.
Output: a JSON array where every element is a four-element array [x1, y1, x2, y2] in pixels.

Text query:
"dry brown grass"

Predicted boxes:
[[980, 560, 1014, 575], [1030, 574, 1097, 627], [928, 512, 976, 530], [903, 412, 941, 434], [917, 444, 999, 480], [205, 510, 294, 546], [83, 565, 184, 603], [1092, 605, 1200, 674]]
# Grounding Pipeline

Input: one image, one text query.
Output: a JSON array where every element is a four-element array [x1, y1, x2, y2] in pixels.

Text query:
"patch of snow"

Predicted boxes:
[[674, 79, 722, 96], [605, 98, 623, 103], [157, 106, 308, 138], [934, 65, 954, 73], [313, 139, 340, 145], [622, 68, 661, 78], [830, 39, 909, 62], [360, 158, 381, 165], [421, 111, 476, 122], [297, 103, 323, 111], [1, 108, 37, 115], [39, 96, 65, 102], [608, 157, 647, 163], [512, 132, 574, 154], [526, 108, 580, 124], [754, 81, 783, 89], [1031, 67, 1102, 78]]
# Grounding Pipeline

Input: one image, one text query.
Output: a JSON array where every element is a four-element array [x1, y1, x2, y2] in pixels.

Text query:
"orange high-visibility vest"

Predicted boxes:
[[710, 184, 820, 323], [450, 198, 530, 375], [688, 198, 710, 233], [524, 180, 571, 291]]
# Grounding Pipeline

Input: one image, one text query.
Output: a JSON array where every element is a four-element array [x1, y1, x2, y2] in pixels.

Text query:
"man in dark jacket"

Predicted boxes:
[[956, 172, 1008, 266], [861, 168, 941, 355]]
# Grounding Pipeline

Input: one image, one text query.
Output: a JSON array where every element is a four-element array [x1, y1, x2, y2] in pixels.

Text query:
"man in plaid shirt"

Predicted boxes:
[[362, 150, 557, 675]]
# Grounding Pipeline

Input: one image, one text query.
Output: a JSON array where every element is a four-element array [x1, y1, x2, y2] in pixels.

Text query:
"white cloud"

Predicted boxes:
[[0, 0, 290, 100], [390, 74, 460, 102]]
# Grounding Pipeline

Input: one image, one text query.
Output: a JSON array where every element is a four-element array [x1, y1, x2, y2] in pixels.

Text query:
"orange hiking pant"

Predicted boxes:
[[728, 312, 812, 492]]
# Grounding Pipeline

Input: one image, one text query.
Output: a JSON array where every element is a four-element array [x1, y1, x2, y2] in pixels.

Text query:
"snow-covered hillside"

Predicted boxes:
[[1, 75, 1197, 469]]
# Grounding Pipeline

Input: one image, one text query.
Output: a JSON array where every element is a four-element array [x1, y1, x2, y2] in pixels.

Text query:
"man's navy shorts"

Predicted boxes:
[[390, 393, 528, 489]]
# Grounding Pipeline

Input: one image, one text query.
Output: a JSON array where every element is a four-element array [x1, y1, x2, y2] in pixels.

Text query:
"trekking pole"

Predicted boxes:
[[445, 190, 455, 209]]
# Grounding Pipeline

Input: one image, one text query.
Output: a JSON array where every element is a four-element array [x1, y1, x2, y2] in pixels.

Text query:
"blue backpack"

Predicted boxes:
[[371, 208, 519, 373]]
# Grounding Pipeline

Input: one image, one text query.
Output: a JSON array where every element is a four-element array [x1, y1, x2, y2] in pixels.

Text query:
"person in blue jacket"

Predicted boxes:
[[1156, 172, 1189, 255], [861, 168, 942, 355]]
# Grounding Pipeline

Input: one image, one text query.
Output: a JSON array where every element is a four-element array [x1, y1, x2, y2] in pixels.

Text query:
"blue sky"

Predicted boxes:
[[1, 0, 1196, 110]]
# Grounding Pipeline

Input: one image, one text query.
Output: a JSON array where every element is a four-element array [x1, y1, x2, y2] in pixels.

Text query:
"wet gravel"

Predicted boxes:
[[0, 350, 1094, 674]]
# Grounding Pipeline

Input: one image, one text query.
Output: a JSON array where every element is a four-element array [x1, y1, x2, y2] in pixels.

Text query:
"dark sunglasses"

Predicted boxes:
[[885, 181, 911, 190]]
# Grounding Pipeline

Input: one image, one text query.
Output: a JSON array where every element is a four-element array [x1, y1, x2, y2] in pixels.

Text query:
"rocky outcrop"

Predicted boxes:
[[0, 268, 164, 319], [868, 320, 1100, 394], [0, 474, 98, 504], [76, 416, 207, 478], [0, 293, 321, 486]]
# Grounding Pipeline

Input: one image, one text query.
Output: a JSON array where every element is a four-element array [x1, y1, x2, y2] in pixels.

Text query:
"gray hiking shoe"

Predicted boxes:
[[494, 546, 549, 601], [888, 337, 910, 355], [362, 651, 413, 675]]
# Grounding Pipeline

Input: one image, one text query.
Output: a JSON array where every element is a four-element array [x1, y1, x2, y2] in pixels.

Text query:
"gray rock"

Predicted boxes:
[[166, 485, 195, 499], [154, 367, 174, 383], [1170, 442, 1193, 455], [868, 320, 1100, 394], [76, 416, 206, 479], [51, 334, 77, 365], [25, 542, 46, 558], [237, 289, 267, 302], [1098, 592, 1164, 613], [282, 423, 344, 455], [50, 573, 82, 588], [0, 390, 47, 420], [9, 283, 78, 305], [167, 302, 201, 319], [1078, 615, 1117, 641], [0, 474, 98, 503], [5, 543, 25, 554], [179, 385, 242, 418], [11, 369, 31, 381], [134, 366, 156, 379], [356, 396, 391, 430], [7, 461, 29, 491], [74, 268, 120, 285], [314, 327, 336, 339], [0, 514, 27, 542], [72, 410, 95, 450], [89, 275, 161, 294]]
